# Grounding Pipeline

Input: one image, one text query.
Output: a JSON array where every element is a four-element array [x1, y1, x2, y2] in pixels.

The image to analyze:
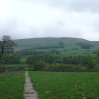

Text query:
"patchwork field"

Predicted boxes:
[[0, 72, 25, 99], [29, 71, 99, 99]]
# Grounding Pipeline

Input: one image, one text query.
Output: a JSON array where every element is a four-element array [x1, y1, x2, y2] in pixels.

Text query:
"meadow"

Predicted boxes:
[[29, 71, 99, 99], [0, 71, 25, 99]]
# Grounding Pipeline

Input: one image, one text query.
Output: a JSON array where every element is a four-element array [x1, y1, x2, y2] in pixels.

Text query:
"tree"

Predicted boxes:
[[93, 50, 99, 57], [35, 61, 47, 70], [0, 35, 16, 77], [87, 59, 96, 69], [0, 35, 16, 59], [58, 42, 64, 45]]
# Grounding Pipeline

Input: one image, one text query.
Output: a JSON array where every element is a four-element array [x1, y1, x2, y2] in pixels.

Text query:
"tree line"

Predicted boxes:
[[14, 49, 60, 56], [26, 54, 99, 70]]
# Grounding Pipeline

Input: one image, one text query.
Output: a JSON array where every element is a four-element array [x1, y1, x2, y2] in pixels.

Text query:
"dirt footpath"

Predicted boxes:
[[24, 71, 38, 99]]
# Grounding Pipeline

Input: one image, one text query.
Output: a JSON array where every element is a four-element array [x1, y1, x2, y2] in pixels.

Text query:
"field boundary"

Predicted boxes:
[[0, 67, 25, 72]]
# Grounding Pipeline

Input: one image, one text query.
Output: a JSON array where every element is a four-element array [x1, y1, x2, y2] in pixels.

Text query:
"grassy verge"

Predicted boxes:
[[29, 71, 99, 99], [0, 72, 25, 99]]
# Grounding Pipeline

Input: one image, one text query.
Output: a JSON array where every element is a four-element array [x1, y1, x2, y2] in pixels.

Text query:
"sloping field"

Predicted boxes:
[[13, 37, 99, 50], [13, 37, 99, 55], [29, 71, 99, 99]]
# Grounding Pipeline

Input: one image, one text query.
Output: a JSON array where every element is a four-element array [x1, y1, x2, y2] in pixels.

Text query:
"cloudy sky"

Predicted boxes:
[[0, 0, 99, 41]]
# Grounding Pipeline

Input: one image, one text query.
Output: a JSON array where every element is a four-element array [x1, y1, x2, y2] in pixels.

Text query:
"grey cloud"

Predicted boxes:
[[0, 18, 38, 39], [57, 21, 65, 26], [1, 0, 99, 41], [93, 23, 99, 33], [0, 19, 17, 39], [68, 0, 99, 13], [43, 22, 82, 38], [50, 0, 99, 13], [25, 0, 99, 13], [54, 0, 99, 13]]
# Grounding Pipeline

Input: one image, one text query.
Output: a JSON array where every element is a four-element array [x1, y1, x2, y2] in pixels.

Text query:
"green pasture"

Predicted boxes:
[[6, 57, 28, 67], [20, 57, 27, 64], [29, 71, 99, 99], [14, 37, 99, 52], [0, 72, 25, 99]]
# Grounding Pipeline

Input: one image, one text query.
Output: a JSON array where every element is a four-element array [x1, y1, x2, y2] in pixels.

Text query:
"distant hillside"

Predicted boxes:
[[13, 37, 99, 54]]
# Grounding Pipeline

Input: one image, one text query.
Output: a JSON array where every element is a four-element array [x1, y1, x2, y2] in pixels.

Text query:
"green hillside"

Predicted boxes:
[[14, 37, 99, 55]]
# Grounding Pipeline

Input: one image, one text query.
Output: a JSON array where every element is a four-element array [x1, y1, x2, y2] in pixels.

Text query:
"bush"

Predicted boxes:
[[34, 61, 47, 70], [87, 59, 96, 69]]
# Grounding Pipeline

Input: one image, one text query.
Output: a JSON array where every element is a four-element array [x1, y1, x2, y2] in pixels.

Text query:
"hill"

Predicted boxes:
[[13, 37, 86, 50], [13, 37, 99, 55]]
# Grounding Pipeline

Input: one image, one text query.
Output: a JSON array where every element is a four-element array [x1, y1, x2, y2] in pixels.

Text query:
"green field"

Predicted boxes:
[[6, 57, 28, 67], [20, 57, 27, 64], [29, 71, 99, 99], [0, 71, 99, 99], [0, 72, 25, 99]]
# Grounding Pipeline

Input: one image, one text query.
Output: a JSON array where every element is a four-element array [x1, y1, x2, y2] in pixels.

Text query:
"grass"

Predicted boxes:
[[29, 71, 99, 99], [6, 57, 28, 67], [0, 71, 25, 99], [20, 57, 27, 64]]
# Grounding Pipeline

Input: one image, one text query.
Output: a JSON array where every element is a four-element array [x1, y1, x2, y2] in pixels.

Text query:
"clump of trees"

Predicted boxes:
[[76, 43, 93, 49], [4, 55, 20, 64], [93, 50, 99, 57]]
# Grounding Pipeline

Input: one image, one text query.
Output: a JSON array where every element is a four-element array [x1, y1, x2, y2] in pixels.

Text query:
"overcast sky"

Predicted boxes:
[[0, 0, 99, 41]]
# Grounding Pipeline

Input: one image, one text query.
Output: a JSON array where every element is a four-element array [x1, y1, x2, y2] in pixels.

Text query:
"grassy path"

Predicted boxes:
[[24, 71, 38, 99]]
